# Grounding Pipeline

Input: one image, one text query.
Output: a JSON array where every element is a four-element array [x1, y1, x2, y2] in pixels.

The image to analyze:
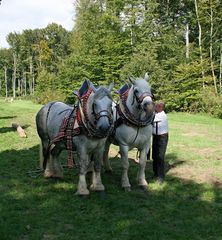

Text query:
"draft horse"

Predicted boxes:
[[103, 73, 155, 191], [36, 80, 114, 195]]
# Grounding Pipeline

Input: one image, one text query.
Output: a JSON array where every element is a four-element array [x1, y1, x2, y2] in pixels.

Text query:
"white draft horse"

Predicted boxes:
[[36, 80, 114, 195], [103, 74, 155, 191]]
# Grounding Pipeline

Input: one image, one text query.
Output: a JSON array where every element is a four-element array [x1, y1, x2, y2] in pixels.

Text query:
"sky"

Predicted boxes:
[[0, 0, 75, 48]]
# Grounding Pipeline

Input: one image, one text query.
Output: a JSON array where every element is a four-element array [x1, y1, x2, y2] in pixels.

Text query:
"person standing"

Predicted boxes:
[[152, 102, 168, 183]]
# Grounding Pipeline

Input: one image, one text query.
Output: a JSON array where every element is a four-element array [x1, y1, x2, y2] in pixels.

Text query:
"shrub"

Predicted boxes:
[[200, 88, 222, 119]]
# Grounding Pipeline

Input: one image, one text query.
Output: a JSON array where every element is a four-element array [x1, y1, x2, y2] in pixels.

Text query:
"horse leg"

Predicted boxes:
[[120, 145, 131, 191], [102, 140, 112, 172], [75, 152, 90, 196], [137, 148, 148, 188], [44, 146, 63, 179], [90, 150, 105, 191]]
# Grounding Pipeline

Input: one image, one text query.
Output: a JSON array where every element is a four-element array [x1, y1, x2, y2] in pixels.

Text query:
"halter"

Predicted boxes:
[[116, 86, 154, 128], [92, 105, 113, 124], [77, 88, 113, 138], [133, 89, 153, 105]]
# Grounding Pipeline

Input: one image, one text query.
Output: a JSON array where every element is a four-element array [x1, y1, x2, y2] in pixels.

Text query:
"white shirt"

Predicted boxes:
[[152, 111, 168, 135]]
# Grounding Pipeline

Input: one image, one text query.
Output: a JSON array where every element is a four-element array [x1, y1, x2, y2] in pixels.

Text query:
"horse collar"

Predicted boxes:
[[117, 90, 154, 127], [78, 88, 113, 138]]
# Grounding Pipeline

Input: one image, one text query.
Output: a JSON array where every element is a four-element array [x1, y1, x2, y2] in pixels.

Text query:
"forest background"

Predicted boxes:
[[0, 0, 222, 118]]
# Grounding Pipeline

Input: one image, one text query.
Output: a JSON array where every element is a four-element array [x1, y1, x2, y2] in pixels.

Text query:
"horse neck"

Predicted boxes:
[[125, 88, 142, 117]]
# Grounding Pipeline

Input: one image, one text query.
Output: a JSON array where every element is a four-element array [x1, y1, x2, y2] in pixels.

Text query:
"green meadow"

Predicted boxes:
[[0, 99, 222, 240]]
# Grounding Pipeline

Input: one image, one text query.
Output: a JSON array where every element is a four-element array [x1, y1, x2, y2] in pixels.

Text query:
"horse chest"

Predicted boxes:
[[114, 124, 152, 148], [73, 135, 106, 152]]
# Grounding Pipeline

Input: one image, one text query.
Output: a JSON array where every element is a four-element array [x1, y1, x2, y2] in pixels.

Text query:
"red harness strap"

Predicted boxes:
[[51, 108, 80, 168]]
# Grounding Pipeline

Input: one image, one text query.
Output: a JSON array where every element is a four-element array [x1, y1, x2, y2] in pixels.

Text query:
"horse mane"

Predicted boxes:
[[93, 86, 112, 100]]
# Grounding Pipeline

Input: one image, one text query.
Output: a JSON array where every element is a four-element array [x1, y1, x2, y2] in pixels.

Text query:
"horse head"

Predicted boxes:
[[90, 82, 114, 133], [75, 80, 114, 136], [128, 73, 154, 117]]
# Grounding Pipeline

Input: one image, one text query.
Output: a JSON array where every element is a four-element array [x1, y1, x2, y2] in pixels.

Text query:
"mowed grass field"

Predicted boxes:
[[0, 99, 222, 240]]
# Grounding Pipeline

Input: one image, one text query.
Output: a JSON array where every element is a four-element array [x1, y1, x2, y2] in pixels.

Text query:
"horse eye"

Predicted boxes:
[[134, 89, 138, 94]]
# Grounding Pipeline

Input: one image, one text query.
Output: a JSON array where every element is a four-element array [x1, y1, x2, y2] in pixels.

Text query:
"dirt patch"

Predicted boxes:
[[109, 148, 119, 158], [169, 166, 222, 188], [190, 147, 217, 157], [182, 132, 205, 137]]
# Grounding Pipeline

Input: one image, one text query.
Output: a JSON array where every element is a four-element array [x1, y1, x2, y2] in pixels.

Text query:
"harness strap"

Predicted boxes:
[[50, 108, 80, 168], [116, 89, 154, 127]]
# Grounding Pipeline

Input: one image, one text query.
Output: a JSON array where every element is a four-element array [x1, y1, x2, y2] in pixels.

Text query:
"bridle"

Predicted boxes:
[[132, 86, 154, 108], [77, 88, 113, 138], [92, 104, 113, 125]]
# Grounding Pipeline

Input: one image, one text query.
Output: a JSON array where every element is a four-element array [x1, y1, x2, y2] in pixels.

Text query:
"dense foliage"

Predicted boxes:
[[0, 0, 222, 117]]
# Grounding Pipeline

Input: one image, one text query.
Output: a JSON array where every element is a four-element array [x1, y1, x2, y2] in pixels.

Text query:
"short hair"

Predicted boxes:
[[156, 101, 165, 108]]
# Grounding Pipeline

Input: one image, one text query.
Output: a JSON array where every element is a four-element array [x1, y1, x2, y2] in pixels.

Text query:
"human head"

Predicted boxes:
[[155, 101, 165, 113]]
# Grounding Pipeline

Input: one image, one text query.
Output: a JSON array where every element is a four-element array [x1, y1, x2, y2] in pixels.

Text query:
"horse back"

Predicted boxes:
[[36, 101, 73, 141]]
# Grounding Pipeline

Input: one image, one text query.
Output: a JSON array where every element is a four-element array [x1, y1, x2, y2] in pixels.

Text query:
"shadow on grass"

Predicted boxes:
[[0, 146, 222, 240], [0, 115, 17, 120]]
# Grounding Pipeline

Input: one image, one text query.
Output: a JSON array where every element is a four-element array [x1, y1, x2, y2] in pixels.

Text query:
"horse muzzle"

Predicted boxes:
[[143, 101, 155, 114], [96, 116, 113, 134]]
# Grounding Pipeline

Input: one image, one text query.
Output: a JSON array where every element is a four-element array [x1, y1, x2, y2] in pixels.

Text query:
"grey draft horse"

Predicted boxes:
[[103, 73, 155, 191], [36, 80, 114, 195]]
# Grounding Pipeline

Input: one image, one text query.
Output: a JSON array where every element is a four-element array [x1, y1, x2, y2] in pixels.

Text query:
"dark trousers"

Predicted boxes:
[[152, 134, 168, 179]]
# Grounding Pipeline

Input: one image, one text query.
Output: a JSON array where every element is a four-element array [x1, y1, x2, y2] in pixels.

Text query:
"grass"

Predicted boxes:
[[0, 99, 222, 240]]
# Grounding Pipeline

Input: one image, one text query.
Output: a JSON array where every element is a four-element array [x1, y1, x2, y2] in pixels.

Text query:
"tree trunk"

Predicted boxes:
[[166, 0, 169, 16], [185, 23, 189, 59], [32, 70, 35, 94], [29, 56, 34, 94], [18, 79, 21, 95], [12, 53, 17, 98], [24, 70, 27, 96], [209, 0, 217, 94], [219, 46, 222, 94], [194, 0, 205, 87], [4, 66, 8, 98], [29, 57, 33, 94]]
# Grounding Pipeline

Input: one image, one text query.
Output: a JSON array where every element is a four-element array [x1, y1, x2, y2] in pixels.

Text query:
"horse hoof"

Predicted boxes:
[[139, 185, 148, 193], [44, 172, 63, 179], [123, 187, 131, 192], [90, 184, 105, 191], [75, 189, 90, 196]]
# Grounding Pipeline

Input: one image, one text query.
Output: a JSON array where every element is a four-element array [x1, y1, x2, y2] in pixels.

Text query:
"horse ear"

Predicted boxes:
[[144, 72, 149, 81], [85, 79, 91, 87], [107, 82, 114, 92], [128, 76, 136, 84], [73, 91, 78, 96], [90, 81, 97, 92]]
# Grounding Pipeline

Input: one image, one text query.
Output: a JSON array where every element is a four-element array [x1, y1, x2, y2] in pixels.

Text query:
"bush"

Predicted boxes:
[[200, 88, 222, 119], [34, 89, 65, 105], [34, 69, 65, 104]]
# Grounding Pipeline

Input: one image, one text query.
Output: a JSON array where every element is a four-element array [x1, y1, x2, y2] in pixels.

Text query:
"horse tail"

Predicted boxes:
[[36, 101, 56, 170], [39, 139, 50, 170], [39, 140, 44, 169]]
